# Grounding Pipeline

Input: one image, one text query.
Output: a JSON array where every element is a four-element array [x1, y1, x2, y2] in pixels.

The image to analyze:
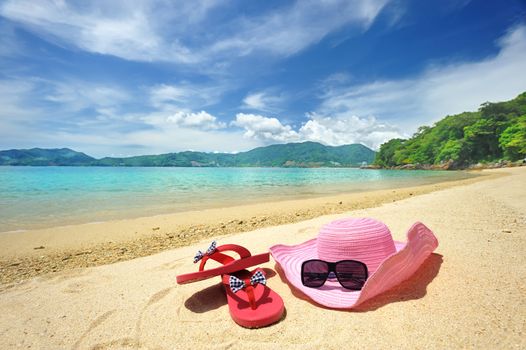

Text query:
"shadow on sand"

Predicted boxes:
[[184, 267, 277, 313]]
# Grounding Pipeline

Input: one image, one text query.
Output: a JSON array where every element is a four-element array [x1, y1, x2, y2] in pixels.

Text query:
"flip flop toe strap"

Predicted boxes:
[[229, 271, 267, 310], [198, 252, 234, 271], [196, 243, 253, 271], [244, 283, 257, 310]]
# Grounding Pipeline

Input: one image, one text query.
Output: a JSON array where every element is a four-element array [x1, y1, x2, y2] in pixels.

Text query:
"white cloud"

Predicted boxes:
[[318, 24, 526, 131], [0, 77, 236, 156], [323, 72, 353, 86], [6, 124, 260, 159], [211, 0, 389, 57], [0, 77, 137, 135], [165, 111, 226, 130], [231, 112, 397, 149], [0, 79, 40, 120], [242, 93, 266, 110], [0, 81, 255, 157], [148, 83, 228, 110], [123, 104, 228, 131], [299, 113, 402, 149], [44, 83, 130, 112], [113, 127, 258, 157], [0, 76, 256, 155], [241, 91, 284, 112], [0, 78, 133, 126], [0, 0, 390, 64], [0, 0, 211, 63], [232, 113, 300, 142], [149, 84, 195, 108]]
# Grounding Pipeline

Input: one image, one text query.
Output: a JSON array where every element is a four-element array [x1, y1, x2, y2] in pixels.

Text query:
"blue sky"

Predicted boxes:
[[0, 0, 525, 157]]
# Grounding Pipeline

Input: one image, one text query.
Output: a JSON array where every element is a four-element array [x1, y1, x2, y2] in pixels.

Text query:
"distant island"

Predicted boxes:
[[0, 142, 376, 167], [374, 92, 526, 169]]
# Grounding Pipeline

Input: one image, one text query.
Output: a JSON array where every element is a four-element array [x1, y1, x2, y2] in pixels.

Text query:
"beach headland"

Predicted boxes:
[[0, 170, 495, 285], [0, 167, 524, 349]]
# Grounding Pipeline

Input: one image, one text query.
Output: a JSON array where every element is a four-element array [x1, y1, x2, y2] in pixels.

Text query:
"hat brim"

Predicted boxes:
[[269, 222, 438, 309]]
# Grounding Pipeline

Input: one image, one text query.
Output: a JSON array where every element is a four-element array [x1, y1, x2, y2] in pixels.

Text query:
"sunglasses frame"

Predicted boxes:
[[301, 259, 369, 290]]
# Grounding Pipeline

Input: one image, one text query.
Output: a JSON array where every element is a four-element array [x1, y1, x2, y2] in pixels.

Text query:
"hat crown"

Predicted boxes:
[[317, 217, 396, 273]]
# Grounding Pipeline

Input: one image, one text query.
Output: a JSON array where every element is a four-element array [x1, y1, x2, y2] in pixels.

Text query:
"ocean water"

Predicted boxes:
[[0, 166, 475, 232]]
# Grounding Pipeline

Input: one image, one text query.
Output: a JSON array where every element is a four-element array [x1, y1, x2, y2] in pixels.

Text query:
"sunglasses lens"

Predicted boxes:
[[335, 261, 368, 290], [302, 260, 329, 288]]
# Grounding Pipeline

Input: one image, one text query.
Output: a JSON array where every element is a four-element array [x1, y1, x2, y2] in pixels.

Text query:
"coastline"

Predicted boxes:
[[0, 166, 476, 233], [0, 169, 499, 286]]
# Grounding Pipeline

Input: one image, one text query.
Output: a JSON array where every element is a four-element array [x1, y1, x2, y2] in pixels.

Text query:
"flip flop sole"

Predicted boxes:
[[223, 269, 285, 329], [176, 252, 270, 284]]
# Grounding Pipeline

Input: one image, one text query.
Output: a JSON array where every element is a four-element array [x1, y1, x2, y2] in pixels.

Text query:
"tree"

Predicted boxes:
[[435, 139, 465, 163], [499, 115, 526, 160], [372, 92, 526, 167], [463, 118, 502, 162], [374, 139, 405, 167]]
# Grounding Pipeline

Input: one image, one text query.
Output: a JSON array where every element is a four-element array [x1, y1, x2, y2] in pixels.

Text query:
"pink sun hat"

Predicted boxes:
[[269, 217, 438, 309]]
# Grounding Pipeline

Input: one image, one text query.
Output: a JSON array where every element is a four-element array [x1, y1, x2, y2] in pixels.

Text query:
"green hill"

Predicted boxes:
[[0, 148, 95, 166], [228, 142, 374, 167], [374, 92, 526, 168], [0, 142, 376, 167]]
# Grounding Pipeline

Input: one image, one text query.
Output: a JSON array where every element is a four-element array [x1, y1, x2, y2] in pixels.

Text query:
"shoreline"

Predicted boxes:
[[0, 169, 480, 234], [0, 167, 477, 233], [0, 169, 502, 286]]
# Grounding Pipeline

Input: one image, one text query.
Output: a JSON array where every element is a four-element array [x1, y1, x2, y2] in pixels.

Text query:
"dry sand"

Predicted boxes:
[[0, 167, 525, 349]]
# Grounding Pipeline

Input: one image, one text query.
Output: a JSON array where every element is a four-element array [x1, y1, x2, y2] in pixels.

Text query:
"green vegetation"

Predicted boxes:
[[374, 92, 526, 168], [96, 142, 375, 167], [0, 148, 95, 166], [0, 142, 376, 167], [226, 142, 374, 167]]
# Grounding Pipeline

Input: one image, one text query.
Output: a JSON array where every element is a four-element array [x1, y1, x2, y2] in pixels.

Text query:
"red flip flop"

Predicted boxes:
[[222, 268, 285, 328], [176, 241, 269, 284]]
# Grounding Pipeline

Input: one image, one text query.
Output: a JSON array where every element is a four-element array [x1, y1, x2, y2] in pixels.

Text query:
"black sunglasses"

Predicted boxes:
[[301, 259, 369, 290]]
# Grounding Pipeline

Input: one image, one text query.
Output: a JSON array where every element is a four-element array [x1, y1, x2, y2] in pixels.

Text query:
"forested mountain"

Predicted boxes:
[[219, 142, 374, 167], [0, 142, 375, 167], [0, 148, 95, 166], [374, 92, 526, 168]]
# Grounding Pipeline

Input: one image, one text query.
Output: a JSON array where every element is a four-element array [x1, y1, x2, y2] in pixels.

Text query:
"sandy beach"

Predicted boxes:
[[0, 167, 525, 349], [0, 171, 492, 285]]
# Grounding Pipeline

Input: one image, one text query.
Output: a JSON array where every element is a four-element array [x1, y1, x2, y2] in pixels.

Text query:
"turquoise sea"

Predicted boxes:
[[0, 167, 475, 232]]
